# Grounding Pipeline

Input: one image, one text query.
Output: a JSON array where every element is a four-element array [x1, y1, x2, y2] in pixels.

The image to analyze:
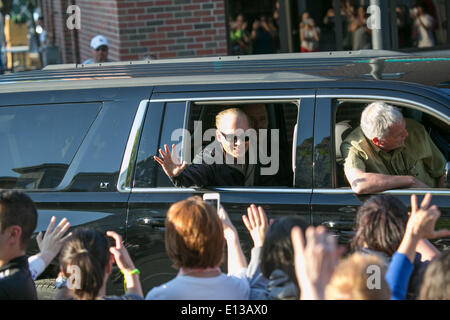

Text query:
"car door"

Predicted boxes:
[[311, 87, 450, 249], [125, 86, 315, 294], [0, 87, 150, 294]]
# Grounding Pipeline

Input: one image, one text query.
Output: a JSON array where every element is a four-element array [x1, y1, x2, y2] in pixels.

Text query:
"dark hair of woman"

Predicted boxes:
[[260, 216, 308, 284], [59, 228, 110, 300], [351, 195, 408, 256]]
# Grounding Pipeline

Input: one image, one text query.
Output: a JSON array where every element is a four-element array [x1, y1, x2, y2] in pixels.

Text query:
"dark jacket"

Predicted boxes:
[[171, 142, 245, 188], [171, 141, 291, 188], [0, 255, 37, 300]]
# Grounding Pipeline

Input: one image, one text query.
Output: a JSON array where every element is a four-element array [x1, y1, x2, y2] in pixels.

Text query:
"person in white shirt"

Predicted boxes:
[[412, 4, 435, 48], [82, 35, 112, 64], [145, 196, 249, 300], [28, 216, 71, 281]]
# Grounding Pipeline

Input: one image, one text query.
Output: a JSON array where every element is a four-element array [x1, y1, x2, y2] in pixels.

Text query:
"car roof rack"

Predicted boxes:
[[42, 50, 409, 70], [1, 50, 449, 92]]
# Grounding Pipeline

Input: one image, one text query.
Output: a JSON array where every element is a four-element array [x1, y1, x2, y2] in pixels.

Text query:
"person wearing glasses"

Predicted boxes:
[[341, 101, 446, 194], [82, 35, 111, 64], [155, 108, 257, 188]]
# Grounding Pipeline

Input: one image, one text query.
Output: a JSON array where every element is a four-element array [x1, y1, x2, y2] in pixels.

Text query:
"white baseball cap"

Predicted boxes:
[[90, 35, 109, 50]]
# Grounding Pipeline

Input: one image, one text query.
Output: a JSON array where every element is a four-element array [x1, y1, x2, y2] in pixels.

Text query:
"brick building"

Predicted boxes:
[[39, 0, 228, 64]]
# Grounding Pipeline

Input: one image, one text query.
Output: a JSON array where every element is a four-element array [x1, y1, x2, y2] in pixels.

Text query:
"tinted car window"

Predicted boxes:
[[182, 101, 297, 187], [134, 101, 187, 188], [64, 102, 140, 192], [133, 102, 164, 189], [334, 99, 449, 188], [156, 102, 188, 187], [0, 103, 100, 189]]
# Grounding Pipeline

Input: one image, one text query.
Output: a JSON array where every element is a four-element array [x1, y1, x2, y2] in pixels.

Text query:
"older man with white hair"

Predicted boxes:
[[341, 102, 446, 194]]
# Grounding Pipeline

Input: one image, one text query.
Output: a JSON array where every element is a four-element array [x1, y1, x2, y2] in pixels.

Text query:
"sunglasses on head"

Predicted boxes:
[[219, 130, 250, 144]]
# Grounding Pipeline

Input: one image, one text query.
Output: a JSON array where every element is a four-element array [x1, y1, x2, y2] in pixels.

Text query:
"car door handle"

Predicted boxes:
[[321, 220, 354, 230], [137, 217, 166, 228], [337, 206, 357, 213]]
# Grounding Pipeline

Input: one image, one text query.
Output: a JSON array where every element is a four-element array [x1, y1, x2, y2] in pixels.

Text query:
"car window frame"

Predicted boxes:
[[127, 89, 316, 193], [315, 88, 450, 196]]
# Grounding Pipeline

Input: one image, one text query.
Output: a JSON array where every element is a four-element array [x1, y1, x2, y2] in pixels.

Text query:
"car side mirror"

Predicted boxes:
[[446, 162, 450, 188]]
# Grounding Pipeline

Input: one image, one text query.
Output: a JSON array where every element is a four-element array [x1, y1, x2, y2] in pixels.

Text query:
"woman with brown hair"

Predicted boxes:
[[350, 194, 439, 299], [57, 229, 143, 300], [145, 196, 249, 300]]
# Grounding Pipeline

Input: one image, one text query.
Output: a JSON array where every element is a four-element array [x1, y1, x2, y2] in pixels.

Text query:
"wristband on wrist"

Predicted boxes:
[[120, 268, 140, 292], [55, 275, 68, 289]]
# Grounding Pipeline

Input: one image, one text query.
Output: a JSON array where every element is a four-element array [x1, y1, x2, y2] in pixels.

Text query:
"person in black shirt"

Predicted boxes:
[[0, 190, 38, 300], [155, 107, 288, 188], [155, 108, 253, 187]]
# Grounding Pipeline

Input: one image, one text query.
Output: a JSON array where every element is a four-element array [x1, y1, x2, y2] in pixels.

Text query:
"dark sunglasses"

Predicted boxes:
[[96, 46, 108, 52], [219, 130, 250, 144]]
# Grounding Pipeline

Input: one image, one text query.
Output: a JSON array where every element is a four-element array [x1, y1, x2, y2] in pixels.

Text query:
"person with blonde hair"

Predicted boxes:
[[325, 253, 390, 300], [145, 196, 249, 300], [419, 250, 450, 300], [155, 108, 252, 187]]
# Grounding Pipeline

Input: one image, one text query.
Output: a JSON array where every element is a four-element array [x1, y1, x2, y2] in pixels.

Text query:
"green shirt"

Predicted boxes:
[[341, 118, 446, 188]]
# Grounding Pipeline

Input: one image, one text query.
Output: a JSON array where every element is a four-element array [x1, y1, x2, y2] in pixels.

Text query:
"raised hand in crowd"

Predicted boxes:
[[37, 217, 71, 265], [154, 144, 187, 178], [398, 193, 450, 263], [28, 216, 71, 280], [291, 225, 344, 300], [107, 231, 143, 297], [217, 206, 248, 273], [242, 204, 269, 248], [385, 193, 450, 300]]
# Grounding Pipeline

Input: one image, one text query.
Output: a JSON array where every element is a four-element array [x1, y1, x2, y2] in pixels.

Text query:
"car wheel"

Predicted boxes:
[[35, 278, 58, 300]]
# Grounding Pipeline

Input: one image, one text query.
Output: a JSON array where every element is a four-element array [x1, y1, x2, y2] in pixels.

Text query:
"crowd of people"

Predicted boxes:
[[230, 0, 440, 55], [230, 13, 279, 55], [0, 188, 449, 300]]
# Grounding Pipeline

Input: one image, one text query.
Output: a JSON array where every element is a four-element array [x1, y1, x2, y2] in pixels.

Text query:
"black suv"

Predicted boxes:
[[0, 50, 449, 297]]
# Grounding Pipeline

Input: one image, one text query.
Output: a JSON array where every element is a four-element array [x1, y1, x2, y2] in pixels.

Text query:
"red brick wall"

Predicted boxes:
[[116, 0, 227, 61], [75, 0, 120, 62], [41, 0, 78, 64], [41, 0, 228, 63]]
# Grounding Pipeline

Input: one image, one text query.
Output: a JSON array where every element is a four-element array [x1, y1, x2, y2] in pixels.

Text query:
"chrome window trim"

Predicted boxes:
[[129, 94, 314, 192], [211, 187, 312, 193], [317, 94, 449, 123], [117, 99, 149, 193], [131, 187, 197, 193], [322, 94, 449, 192], [149, 95, 314, 103], [131, 186, 448, 195], [131, 187, 312, 193], [313, 188, 450, 196], [122, 94, 448, 193]]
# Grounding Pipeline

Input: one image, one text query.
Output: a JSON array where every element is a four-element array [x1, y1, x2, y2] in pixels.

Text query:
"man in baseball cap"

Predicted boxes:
[[82, 35, 111, 64]]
